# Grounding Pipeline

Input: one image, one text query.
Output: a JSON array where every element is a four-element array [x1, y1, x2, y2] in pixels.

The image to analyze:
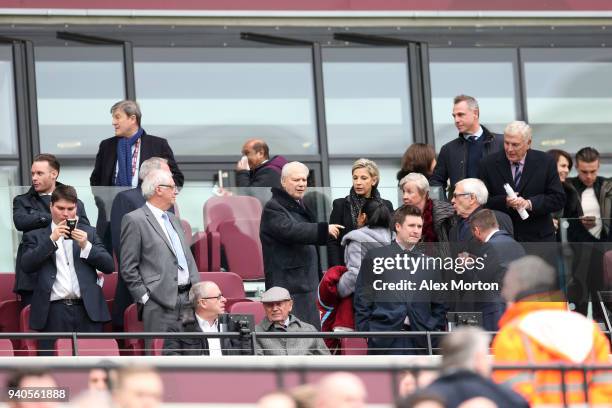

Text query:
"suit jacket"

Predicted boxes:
[[13, 184, 90, 294], [353, 242, 447, 354], [479, 149, 566, 242], [90, 131, 184, 187], [448, 206, 514, 256], [163, 312, 251, 356], [20, 224, 114, 330], [120, 204, 200, 310]]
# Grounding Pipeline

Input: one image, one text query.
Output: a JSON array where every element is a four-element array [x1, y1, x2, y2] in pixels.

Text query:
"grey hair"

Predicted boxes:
[[110, 100, 142, 126], [189, 281, 217, 308], [503, 255, 557, 302], [352, 158, 380, 186], [440, 326, 490, 372], [138, 157, 168, 181], [456, 178, 488, 205], [141, 169, 172, 200], [504, 120, 532, 142], [281, 161, 309, 181], [453, 94, 479, 112], [399, 172, 430, 196]]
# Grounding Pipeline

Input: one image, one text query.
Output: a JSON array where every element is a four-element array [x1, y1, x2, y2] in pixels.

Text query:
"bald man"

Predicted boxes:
[[236, 138, 288, 188], [314, 372, 367, 408]]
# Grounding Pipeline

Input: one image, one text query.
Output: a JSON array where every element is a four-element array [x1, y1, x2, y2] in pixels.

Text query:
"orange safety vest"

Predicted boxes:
[[492, 300, 612, 406]]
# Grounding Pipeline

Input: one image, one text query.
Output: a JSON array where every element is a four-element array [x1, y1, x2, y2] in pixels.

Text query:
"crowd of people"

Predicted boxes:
[[8, 95, 612, 405]]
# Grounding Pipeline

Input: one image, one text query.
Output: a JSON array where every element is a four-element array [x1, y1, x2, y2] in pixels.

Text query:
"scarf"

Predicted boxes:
[[421, 198, 438, 242], [115, 128, 143, 186], [347, 187, 383, 228]]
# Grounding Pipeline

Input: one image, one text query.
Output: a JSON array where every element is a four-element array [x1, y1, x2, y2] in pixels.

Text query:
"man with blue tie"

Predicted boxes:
[[20, 185, 114, 355], [120, 169, 199, 352], [479, 121, 565, 243]]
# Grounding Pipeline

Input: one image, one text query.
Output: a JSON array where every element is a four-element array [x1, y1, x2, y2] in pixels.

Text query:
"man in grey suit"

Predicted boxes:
[[120, 169, 200, 351]]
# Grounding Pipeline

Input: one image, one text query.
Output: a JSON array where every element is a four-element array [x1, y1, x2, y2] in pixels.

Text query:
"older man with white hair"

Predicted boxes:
[[260, 161, 343, 328], [120, 169, 200, 352], [479, 121, 565, 243]]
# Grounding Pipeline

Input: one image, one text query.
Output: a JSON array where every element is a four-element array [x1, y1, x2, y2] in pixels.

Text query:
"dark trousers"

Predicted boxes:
[[142, 290, 190, 354], [568, 242, 605, 320], [38, 301, 103, 356], [19, 291, 33, 309]]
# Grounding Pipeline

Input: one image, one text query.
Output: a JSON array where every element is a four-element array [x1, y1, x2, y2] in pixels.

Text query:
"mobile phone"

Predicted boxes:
[[65, 218, 77, 239]]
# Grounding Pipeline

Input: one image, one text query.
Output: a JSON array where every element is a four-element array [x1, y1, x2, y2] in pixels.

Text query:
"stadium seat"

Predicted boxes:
[[0, 338, 14, 356], [103, 299, 114, 333], [123, 303, 144, 356], [0, 300, 22, 351], [229, 301, 265, 325], [0, 274, 17, 302], [198, 271, 249, 308], [54, 338, 120, 356], [191, 231, 209, 272], [217, 220, 264, 280], [98, 272, 118, 301], [151, 338, 165, 356], [339, 337, 368, 355], [19, 305, 37, 356]]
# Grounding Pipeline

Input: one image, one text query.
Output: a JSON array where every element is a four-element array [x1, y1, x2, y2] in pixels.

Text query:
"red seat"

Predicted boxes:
[[229, 301, 265, 325], [103, 299, 114, 333], [98, 272, 118, 301], [19, 306, 37, 356], [0, 274, 17, 302], [0, 339, 14, 356], [191, 231, 209, 272], [151, 338, 165, 356], [123, 304, 144, 356], [198, 271, 248, 307], [0, 300, 22, 352], [339, 337, 368, 355], [217, 220, 264, 280], [54, 338, 120, 356]]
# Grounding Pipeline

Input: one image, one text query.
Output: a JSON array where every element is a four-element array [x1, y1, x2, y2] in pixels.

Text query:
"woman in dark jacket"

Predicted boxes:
[[396, 143, 437, 182], [327, 158, 394, 267], [547, 149, 584, 241]]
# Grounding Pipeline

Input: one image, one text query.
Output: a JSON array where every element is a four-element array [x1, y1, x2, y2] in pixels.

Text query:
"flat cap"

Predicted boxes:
[[261, 286, 292, 303]]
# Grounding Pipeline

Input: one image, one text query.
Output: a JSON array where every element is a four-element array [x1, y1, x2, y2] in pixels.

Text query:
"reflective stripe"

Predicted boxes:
[[534, 382, 588, 393], [590, 371, 612, 384], [502, 372, 533, 386]]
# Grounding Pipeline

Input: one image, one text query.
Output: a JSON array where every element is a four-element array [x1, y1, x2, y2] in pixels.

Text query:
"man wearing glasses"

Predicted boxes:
[[120, 169, 200, 353], [163, 281, 250, 355]]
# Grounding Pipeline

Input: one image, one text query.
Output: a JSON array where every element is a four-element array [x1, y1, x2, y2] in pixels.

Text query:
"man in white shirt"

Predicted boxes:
[[20, 185, 114, 355], [163, 281, 250, 355]]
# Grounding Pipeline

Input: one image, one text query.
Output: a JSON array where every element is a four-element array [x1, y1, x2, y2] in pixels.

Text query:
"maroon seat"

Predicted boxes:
[[123, 304, 144, 356], [198, 271, 248, 308], [191, 231, 209, 272], [339, 337, 368, 355], [99, 272, 118, 301], [151, 338, 165, 356], [229, 301, 265, 325], [0, 300, 21, 352], [0, 274, 17, 302], [103, 299, 114, 333], [217, 220, 264, 280], [19, 306, 37, 356], [0, 339, 14, 356], [54, 338, 120, 356]]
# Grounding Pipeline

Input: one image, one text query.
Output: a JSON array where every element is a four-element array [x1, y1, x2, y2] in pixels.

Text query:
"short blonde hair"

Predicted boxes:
[[504, 121, 532, 142], [352, 158, 380, 187]]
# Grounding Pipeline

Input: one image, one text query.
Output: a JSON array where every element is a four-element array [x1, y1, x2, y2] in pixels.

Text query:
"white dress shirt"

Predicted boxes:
[[49, 221, 92, 301], [195, 314, 223, 356]]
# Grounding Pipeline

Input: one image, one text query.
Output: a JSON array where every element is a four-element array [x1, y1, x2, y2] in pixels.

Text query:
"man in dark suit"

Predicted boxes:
[[235, 138, 288, 188], [163, 281, 250, 355], [109, 157, 170, 331], [13, 154, 90, 307], [19, 185, 114, 355], [470, 209, 526, 331], [90, 99, 184, 252], [120, 169, 199, 352], [354, 205, 447, 354], [479, 121, 565, 243]]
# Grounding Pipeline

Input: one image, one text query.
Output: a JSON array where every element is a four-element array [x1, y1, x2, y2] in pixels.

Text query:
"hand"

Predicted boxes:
[[328, 224, 345, 239], [70, 228, 89, 249], [506, 195, 529, 210], [552, 218, 559, 231], [581, 216, 597, 229], [50, 220, 70, 242], [236, 156, 250, 171]]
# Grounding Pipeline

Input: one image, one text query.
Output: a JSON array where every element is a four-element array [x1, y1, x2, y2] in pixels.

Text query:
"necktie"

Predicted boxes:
[[161, 212, 189, 284], [467, 135, 477, 142], [62, 239, 80, 296], [513, 162, 522, 186]]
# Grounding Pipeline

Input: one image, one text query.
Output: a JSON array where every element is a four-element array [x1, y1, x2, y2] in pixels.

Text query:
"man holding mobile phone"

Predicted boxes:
[[20, 185, 114, 355]]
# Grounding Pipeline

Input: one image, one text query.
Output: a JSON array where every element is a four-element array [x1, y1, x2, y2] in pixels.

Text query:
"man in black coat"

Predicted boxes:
[[430, 95, 503, 192], [90, 99, 184, 252], [354, 205, 447, 354], [109, 157, 170, 330], [235, 138, 288, 188], [479, 121, 565, 243], [259, 161, 343, 329], [13, 153, 89, 307], [163, 281, 250, 355], [19, 185, 114, 355], [423, 327, 529, 408]]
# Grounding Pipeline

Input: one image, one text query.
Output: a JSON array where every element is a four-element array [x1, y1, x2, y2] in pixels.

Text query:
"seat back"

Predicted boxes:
[[99, 272, 118, 301], [204, 195, 262, 233], [0, 338, 14, 356], [0, 274, 16, 302], [151, 338, 165, 356], [19, 305, 37, 356], [0, 301, 19, 354], [54, 338, 120, 356], [123, 304, 144, 355], [191, 231, 209, 272], [198, 272, 245, 299], [339, 337, 368, 355], [218, 220, 264, 280], [229, 301, 266, 325]]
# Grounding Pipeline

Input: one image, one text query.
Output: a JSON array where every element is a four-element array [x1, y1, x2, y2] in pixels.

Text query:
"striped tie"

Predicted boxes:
[[513, 162, 522, 186]]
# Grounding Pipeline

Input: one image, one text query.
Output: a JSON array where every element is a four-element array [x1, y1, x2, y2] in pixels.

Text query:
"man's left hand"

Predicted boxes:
[[71, 228, 89, 249]]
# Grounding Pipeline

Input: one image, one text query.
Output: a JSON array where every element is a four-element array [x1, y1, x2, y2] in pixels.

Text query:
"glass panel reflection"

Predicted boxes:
[[0, 46, 18, 155]]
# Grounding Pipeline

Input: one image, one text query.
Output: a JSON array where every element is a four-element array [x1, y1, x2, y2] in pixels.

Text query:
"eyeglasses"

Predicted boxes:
[[452, 192, 472, 199], [200, 293, 224, 301], [158, 184, 179, 193]]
